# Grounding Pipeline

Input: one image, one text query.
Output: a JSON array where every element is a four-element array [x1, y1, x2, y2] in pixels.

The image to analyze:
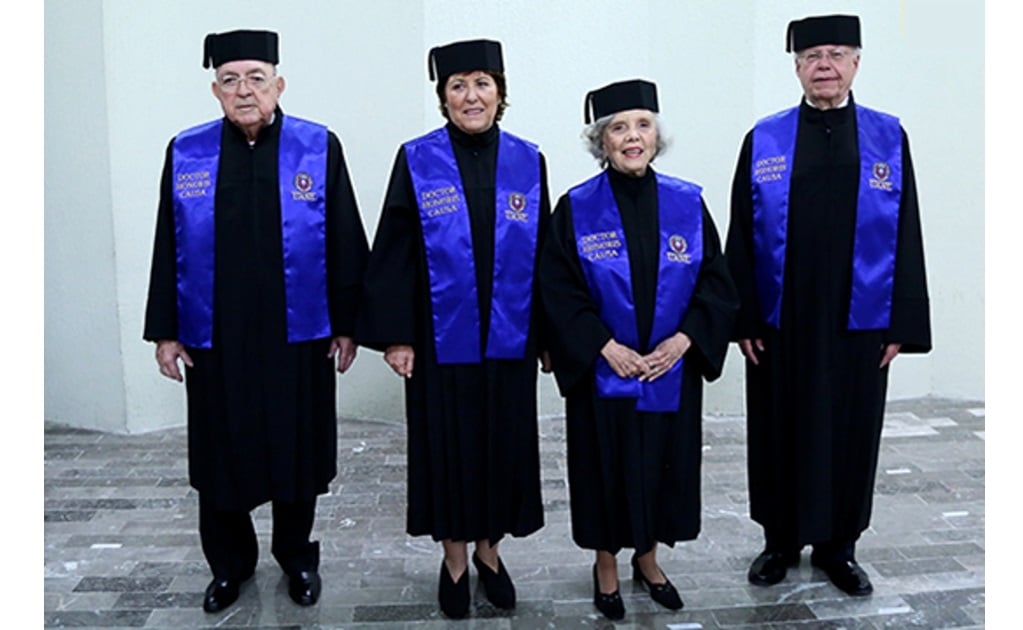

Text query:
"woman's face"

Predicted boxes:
[[444, 71, 499, 134], [602, 109, 658, 177]]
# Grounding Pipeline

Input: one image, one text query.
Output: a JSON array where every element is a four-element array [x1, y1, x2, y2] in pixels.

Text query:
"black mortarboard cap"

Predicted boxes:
[[203, 29, 279, 69], [584, 79, 659, 124], [428, 39, 504, 82], [786, 15, 861, 53]]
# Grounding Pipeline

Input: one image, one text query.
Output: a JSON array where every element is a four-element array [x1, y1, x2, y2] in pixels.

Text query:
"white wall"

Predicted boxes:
[[44, 0, 128, 432], [43, 0, 984, 432]]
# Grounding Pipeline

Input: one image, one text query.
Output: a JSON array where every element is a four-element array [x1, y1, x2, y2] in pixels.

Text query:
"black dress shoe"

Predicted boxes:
[[203, 571, 252, 613], [748, 550, 800, 586], [472, 551, 515, 609], [438, 561, 470, 619], [288, 570, 322, 606], [592, 564, 625, 621], [811, 555, 873, 596], [631, 555, 683, 610]]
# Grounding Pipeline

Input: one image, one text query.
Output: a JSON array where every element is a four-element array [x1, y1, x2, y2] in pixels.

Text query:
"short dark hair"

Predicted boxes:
[[435, 71, 509, 122]]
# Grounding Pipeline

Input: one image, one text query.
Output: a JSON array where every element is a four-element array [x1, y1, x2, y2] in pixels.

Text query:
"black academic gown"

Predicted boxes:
[[144, 109, 370, 512], [725, 95, 932, 546], [540, 167, 737, 555], [357, 122, 549, 544]]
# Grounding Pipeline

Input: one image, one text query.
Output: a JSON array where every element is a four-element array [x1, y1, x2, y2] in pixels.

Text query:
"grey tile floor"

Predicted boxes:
[[44, 396, 985, 628]]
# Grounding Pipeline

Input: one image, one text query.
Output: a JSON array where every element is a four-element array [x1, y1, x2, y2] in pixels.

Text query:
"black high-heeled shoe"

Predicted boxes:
[[472, 551, 516, 609], [592, 563, 625, 620], [631, 554, 683, 610], [438, 560, 470, 619]]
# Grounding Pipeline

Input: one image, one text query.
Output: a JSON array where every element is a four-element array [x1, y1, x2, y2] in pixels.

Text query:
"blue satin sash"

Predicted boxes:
[[751, 104, 902, 330], [404, 127, 541, 364], [570, 171, 703, 412], [171, 115, 330, 348]]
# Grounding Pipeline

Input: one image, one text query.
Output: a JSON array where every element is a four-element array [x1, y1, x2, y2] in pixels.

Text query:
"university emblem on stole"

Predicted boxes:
[[291, 172, 317, 201], [667, 234, 691, 263], [869, 161, 894, 192], [505, 192, 528, 222]]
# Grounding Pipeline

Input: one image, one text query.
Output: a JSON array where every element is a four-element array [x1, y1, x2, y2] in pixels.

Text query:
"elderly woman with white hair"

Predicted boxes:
[[539, 79, 737, 620]]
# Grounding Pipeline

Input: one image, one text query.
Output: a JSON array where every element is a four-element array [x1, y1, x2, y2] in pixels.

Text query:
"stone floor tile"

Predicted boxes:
[[44, 397, 985, 627]]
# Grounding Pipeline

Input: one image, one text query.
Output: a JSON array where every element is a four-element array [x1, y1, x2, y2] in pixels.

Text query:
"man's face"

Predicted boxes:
[[795, 45, 859, 108], [211, 60, 285, 136]]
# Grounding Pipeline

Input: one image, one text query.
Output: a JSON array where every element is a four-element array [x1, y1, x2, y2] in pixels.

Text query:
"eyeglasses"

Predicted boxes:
[[798, 48, 853, 65], [216, 74, 273, 93]]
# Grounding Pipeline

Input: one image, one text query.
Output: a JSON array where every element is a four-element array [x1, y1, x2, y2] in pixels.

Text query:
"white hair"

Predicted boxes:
[[581, 112, 671, 166]]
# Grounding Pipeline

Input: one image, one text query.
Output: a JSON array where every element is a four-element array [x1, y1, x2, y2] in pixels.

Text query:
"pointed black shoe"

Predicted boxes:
[[438, 561, 470, 619], [631, 555, 683, 610], [288, 570, 322, 606], [202, 570, 252, 613], [748, 549, 800, 586], [592, 564, 625, 620], [811, 554, 873, 596], [472, 551, 515, 609]]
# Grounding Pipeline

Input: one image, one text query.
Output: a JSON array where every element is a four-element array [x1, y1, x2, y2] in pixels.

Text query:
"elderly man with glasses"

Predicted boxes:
[[725, 14, 931, 597], [143, 29, 369, 613]]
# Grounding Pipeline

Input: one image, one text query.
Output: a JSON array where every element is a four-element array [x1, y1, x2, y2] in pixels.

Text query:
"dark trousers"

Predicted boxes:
[[764, 528, 857, 562], [199, 493, 319, 581]]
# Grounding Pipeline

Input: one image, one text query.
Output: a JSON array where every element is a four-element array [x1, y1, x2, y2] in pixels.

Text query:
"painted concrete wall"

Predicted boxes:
[[43, 0, 984, 432]]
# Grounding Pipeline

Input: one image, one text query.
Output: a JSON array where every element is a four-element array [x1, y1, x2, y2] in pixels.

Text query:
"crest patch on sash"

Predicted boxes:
[[667, 234, 692, 263], [505, 192, 528, 222], [292, 172, 316, 200], [869, 161, 894, 192]]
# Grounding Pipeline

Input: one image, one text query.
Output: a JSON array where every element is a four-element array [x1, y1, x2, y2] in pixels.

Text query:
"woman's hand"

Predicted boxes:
[[600, 338, 647, 378], [328, 336, 358, 373], [639, 332, 691, 382]]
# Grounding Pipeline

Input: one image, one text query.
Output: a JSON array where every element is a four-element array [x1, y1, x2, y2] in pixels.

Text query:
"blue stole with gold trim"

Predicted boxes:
[[570, 170, 703, 413], [171, 115, 330, 348], [751, 103, 902, 329], [404, 127, 541, 364]]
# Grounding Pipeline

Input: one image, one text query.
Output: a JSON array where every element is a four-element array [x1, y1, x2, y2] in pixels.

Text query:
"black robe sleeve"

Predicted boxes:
[[325, 131, 370, 337], [884, 129, 931, 353], [678, 201, 739, 381], [539, 194, 615, 394], [724, 131, 763, 342], [143, 140, 179, 342], [356, 147, 421, 352]]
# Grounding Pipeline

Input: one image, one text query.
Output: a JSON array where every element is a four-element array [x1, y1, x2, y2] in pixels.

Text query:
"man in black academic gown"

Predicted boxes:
[[143, 29, 369, 613], [725, 14, 931, 596]]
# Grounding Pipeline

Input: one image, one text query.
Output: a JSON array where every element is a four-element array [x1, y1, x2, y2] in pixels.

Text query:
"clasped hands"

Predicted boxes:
[[600, 332, 691, 382]]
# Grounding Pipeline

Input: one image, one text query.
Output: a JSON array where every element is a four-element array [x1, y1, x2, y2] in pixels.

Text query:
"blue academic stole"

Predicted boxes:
[[569, 171, 703, 413], [404, 127, 541, 364], [751, 104, 902, 329], [171, 115, 330, 348]]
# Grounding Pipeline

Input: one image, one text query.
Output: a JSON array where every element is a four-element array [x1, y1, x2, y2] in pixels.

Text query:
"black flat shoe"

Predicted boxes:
[[202, 570, 253, 613], [288, 570, 322, 606], [472, 551, 515, 609], [811, 555, 873, 596], [438, 561, 470, 619], [748, 549, 800, 586], [592, 563, 625, 620], [630, 554, 683, 610]]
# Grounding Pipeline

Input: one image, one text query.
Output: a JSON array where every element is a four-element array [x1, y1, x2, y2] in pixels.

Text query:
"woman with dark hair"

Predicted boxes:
[[540, 79, 737, 620], [357, 39, 551, 619]]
